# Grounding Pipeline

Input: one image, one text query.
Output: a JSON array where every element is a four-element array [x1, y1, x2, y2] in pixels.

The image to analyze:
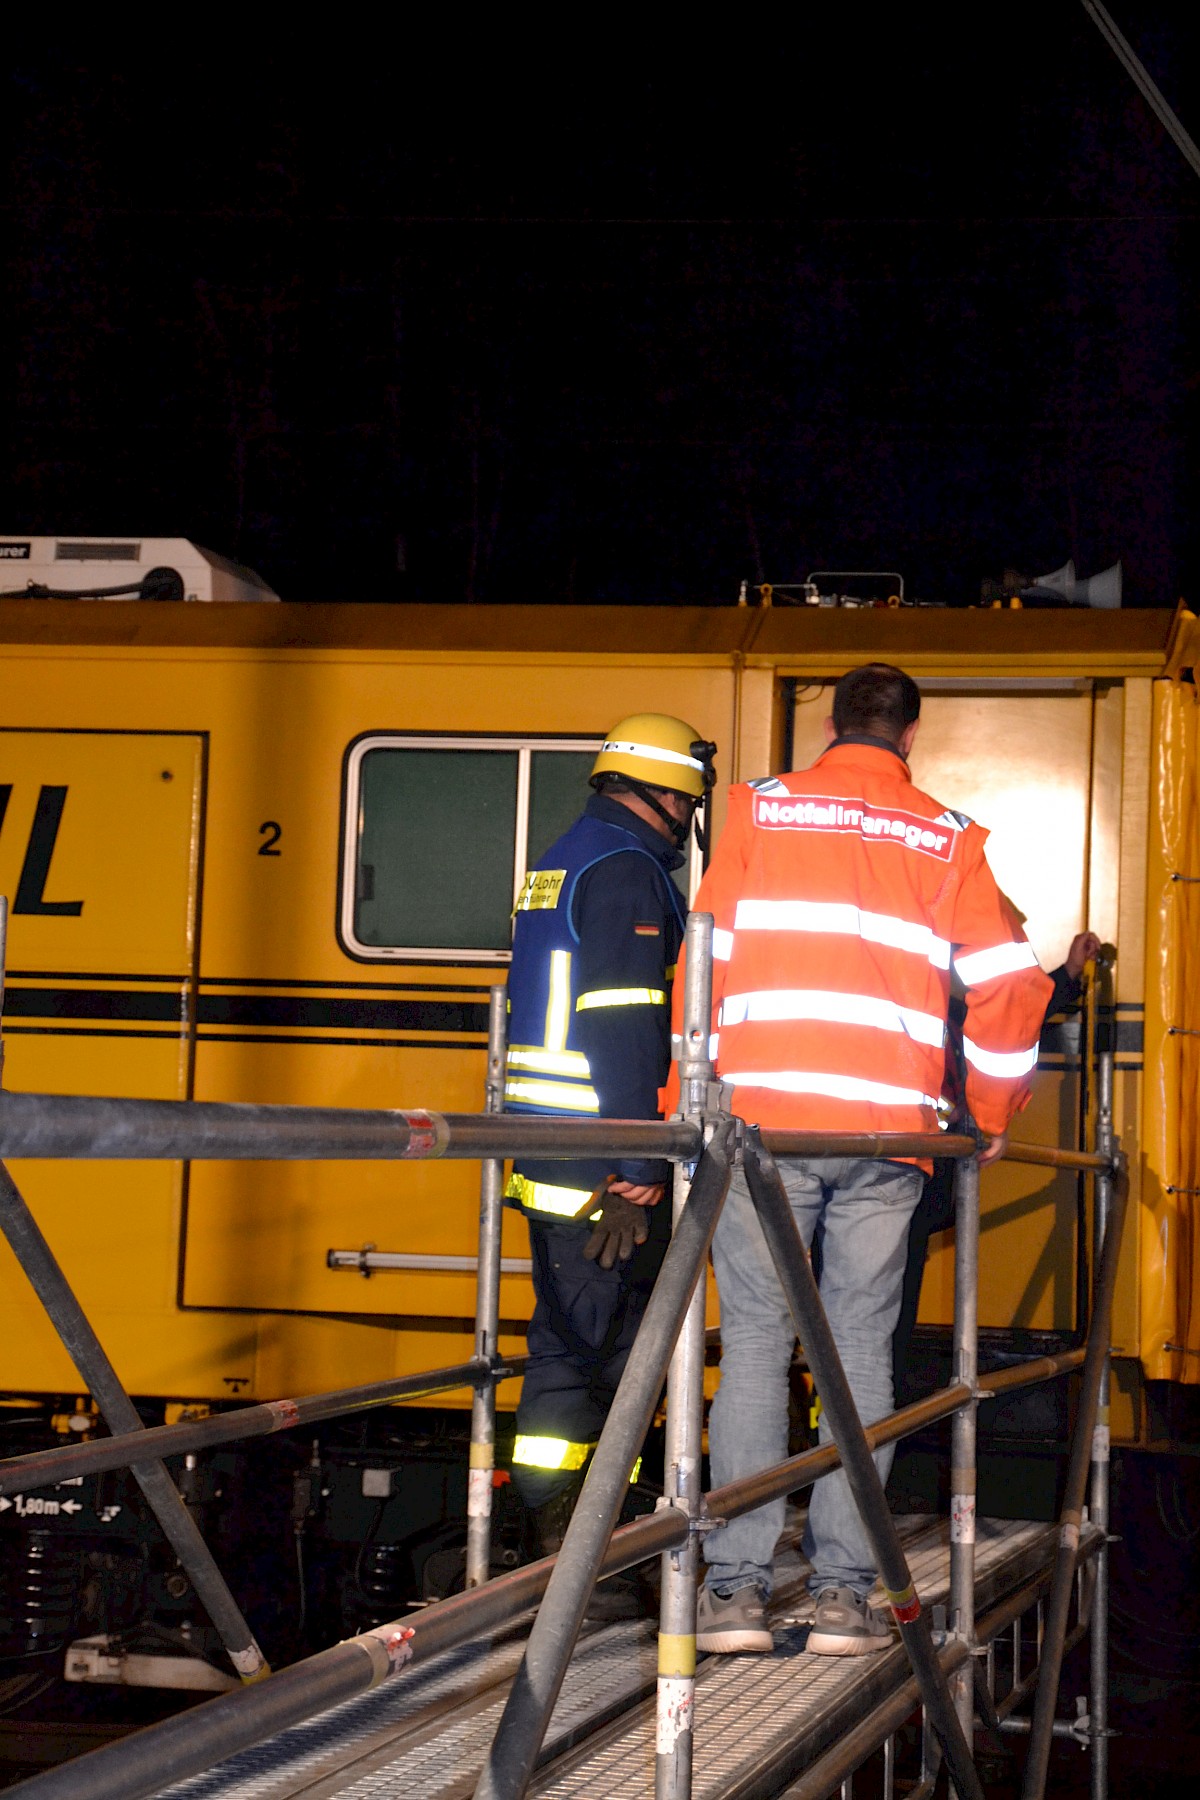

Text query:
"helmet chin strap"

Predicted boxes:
[[616, 776, 696, 849]]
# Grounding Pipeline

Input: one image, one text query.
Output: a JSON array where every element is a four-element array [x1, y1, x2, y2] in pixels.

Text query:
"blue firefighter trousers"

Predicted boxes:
[[704, 1155, 924, 1602], [514, 1208, 670, 1507]]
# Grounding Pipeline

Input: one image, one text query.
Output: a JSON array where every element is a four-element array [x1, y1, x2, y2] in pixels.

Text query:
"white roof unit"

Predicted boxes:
[[0, 537, 280, 603]]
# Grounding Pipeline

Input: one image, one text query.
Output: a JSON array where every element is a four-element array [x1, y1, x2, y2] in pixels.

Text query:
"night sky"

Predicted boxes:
[[4, 8, 1197, 610]]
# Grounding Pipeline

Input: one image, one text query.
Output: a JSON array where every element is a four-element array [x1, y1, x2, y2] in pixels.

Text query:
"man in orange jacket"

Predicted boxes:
[[689, 662, 1052, 1656]]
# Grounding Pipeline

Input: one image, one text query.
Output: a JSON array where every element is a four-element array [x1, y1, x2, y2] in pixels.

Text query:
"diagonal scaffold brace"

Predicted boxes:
[[740, 1127, 986, 1800], [0, 897, 267, 1686], [0, 1158, 270, 1684], [474, 1114, 737, 1800]]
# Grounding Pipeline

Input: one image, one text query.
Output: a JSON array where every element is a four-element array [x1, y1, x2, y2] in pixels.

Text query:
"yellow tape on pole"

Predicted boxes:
[[657, 1632, 696, 1677]]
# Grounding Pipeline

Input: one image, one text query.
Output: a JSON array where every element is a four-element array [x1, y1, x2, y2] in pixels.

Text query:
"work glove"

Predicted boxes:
[[580, 1184, 650, 1271]]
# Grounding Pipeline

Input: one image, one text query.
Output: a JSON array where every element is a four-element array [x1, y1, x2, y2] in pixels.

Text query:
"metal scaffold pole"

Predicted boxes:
[[949, 1152, 981, 1782], [0, 1358, 525, 1495], [466, 986, 508, 1589], [1020, 1152, 1127, 1798], [1089, 976, 1117, 1800], [740, 1128, 986, 1800], [0, 1089, 702, 1163], [655, 913, 716, 1800], [0, 1085, 987, 1167]]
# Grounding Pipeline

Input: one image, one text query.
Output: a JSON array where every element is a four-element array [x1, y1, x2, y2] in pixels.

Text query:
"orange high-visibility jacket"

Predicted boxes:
[[674, 741, 1053, 1141]]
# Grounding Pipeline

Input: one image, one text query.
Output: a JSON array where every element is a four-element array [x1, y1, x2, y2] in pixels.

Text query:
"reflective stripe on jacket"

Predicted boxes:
[[505, 795, 687, 1216], [675, 742, 1052, 1142]]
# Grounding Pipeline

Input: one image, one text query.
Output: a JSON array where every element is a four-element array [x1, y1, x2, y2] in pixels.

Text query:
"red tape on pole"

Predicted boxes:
[[885, 1582, 921, 1625], [399, 1110, 440, 1158]]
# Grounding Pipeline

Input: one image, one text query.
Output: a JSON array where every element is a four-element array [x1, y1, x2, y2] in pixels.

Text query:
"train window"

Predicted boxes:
[[527, 750, 597, 864], [341, 736, 602, 962], [355, 748, 519, 951]]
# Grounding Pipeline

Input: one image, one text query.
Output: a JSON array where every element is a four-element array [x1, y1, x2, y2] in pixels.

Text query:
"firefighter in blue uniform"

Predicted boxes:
[[504, 714, 717, 1595]]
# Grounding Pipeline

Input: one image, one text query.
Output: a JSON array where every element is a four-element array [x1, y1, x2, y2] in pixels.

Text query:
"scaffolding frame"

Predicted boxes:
[[0, 907, 1124, 1800]]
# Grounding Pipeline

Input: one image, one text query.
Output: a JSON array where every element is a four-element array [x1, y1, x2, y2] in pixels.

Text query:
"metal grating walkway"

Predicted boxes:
[[154, 1515, 1082, 1800], [155, 1615, 659, 1800], [533, 1516, 1072, 1799]]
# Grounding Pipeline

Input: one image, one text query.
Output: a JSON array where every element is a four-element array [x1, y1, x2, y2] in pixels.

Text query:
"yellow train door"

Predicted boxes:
[[789, 683, 1097, 1336], [0, 730, 205, 1394]]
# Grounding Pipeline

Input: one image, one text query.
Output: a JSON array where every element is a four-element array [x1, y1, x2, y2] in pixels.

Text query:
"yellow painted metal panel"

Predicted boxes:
[[1142, 680, 1200, 1381], [1163, 604, 1200, 681], [1087, 685, 1124, 950], [1108, 1068, 1142, 1360], [1107, 1359, 1142, 1444], [181, 1031, 535, 1325], [1110, 681, 1153, 1368], [0, 733, 222, 1396], [0, 730, 202, 977], [1117, 682, 1152, 1009], [750, 606, 1176, 677], [921, 1076, 1079, 1333], [729, 664, 777, 786], [0, 600, 1177, 675]]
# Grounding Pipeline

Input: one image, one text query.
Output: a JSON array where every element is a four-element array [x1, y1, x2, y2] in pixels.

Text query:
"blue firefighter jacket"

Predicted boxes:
[[504, 792, 688, 1221]]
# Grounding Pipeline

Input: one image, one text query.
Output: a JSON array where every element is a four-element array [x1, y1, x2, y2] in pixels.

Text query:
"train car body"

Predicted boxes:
[[0, 595, 1197, 1663]]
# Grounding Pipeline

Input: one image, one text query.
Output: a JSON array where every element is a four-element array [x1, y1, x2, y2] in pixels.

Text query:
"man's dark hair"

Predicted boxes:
[[832, 663, 921, 745]]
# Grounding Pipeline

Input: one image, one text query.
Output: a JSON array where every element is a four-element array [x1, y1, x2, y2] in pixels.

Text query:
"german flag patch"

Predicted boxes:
[[634, 921, 660, 937]]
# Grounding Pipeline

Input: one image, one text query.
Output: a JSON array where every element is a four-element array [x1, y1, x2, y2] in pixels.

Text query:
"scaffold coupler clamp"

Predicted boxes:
[[700, 1083, 741, 1161], [703, 1077, 735, 1119], [1067, 1695, 1117, 1747], [671, 1081, 740, 1162], [655, 1492, 725, 1569], [960, 1110, 987, 1156]]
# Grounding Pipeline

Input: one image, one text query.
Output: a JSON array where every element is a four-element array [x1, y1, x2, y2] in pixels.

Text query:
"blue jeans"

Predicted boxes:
[[705, 1156, 923, 1602]]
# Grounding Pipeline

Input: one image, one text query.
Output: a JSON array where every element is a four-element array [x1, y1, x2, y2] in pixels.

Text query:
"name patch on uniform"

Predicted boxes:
[[753, 794, 953, 861], [516, 869, 566, 911]]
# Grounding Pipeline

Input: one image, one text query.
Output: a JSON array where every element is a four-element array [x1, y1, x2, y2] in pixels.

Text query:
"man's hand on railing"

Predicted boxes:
[[1065, 930, 1103, 980], [978, 1130, 1008, 1167]]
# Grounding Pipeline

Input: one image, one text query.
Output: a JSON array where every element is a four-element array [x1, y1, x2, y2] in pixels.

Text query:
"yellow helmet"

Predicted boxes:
[[590, 713, 717, 800]]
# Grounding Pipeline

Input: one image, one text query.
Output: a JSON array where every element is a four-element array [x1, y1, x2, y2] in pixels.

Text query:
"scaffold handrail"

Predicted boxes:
[[998, 1140, 1112, 1173], [0, 1337, 1088, 1511], [0, 1087, 1112, 1173], [0, 1355, 530, 1497], [0, 1089, 992, 1164]]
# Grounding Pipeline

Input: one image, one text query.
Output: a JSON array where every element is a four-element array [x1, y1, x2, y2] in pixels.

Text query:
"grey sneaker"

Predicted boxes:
[[695, 1583, 773, 1653], [807, 1586, 893, 1656]]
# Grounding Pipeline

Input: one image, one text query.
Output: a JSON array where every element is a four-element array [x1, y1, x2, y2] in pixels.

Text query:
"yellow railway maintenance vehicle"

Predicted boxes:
[[0, 585, 1196, 1679]]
